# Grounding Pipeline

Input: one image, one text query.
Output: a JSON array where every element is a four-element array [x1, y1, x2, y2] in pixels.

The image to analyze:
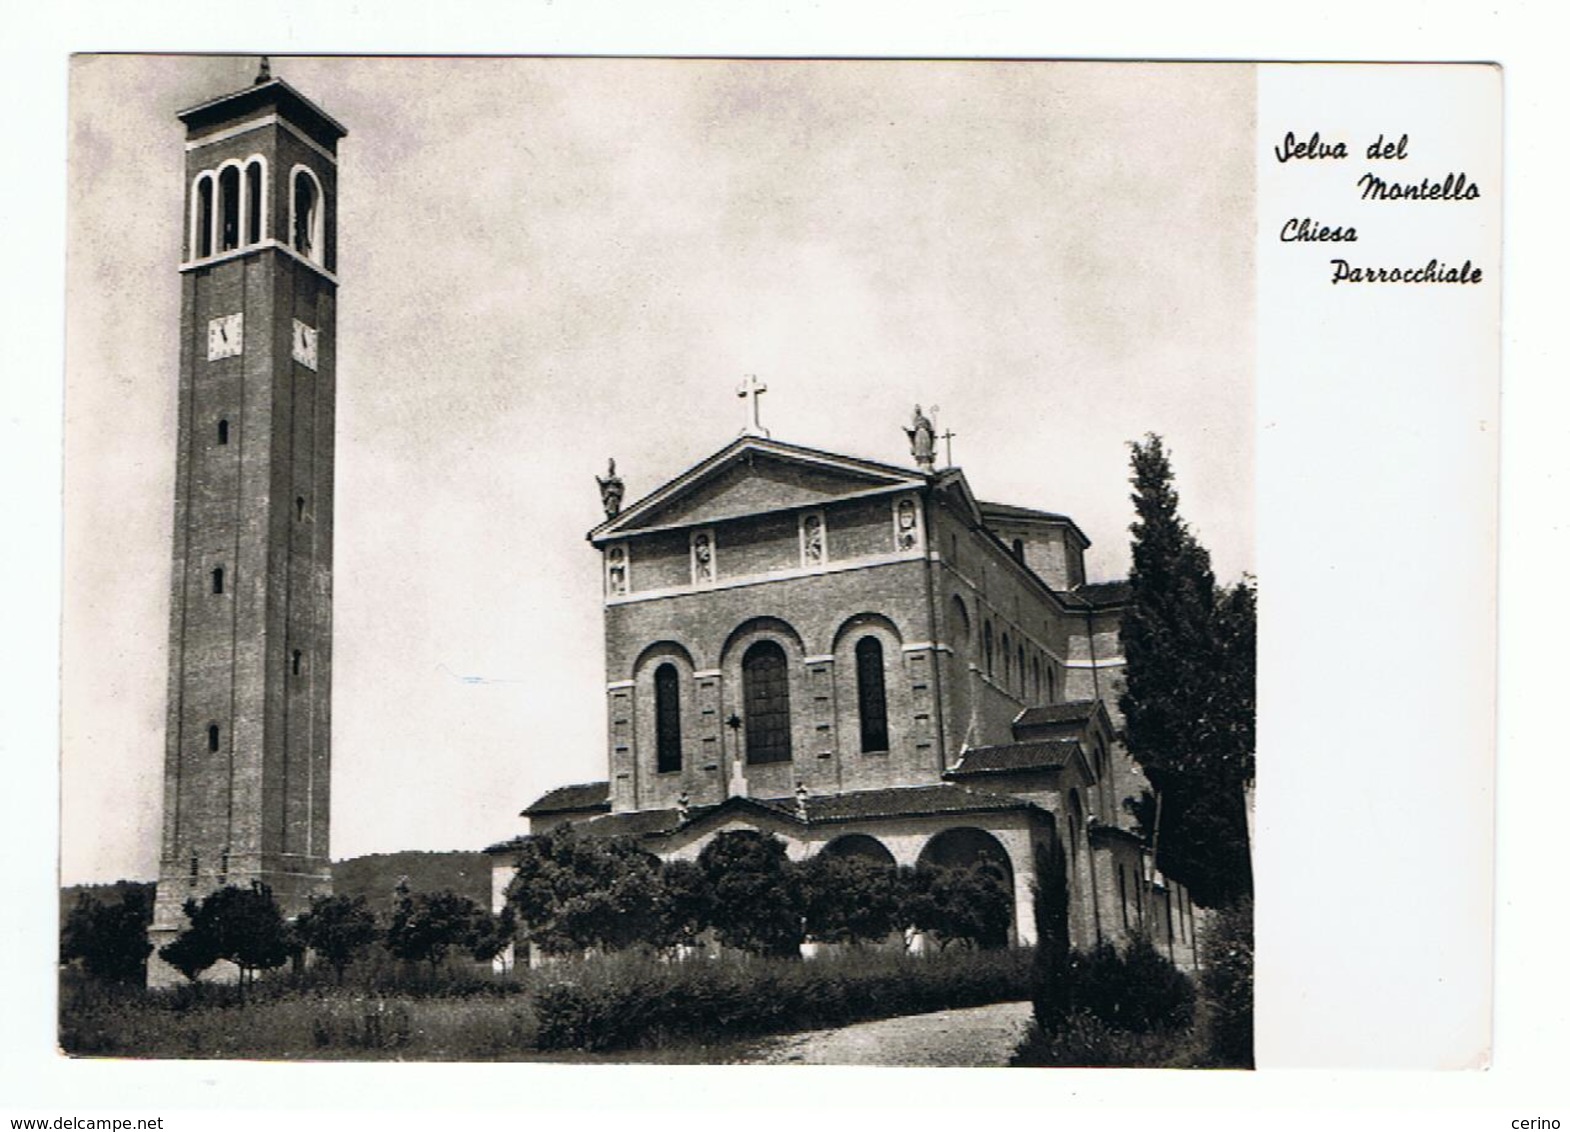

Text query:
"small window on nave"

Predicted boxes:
[[654, 663, 682, 773], [983, 621, 994, 676], [855, 637, 889, 754], [207, 722, 221, 753]]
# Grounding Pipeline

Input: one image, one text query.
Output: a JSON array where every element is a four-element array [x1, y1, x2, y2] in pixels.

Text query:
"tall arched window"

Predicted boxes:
[[742, 640, 791, 764], [1002, 632, 1012, 686], [211, 566, 225, 594], [291, 166, 322, 261], [217, 419, 229, 445], [1032, 656, 1041, 702], [654, 663, 682, 773], [1046, 665, 1057, 703], [218, 165, 241, 251], [193, 173, 215, 259], [983, 621, 994, 676], [244, 158, 265, 245], [207, 722, 220, 753], [854, 637, 890, 753], [1017, 644, 1026, 694]]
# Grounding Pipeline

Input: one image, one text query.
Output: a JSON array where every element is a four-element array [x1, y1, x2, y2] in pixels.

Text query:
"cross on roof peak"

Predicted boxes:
[[737, 374, 770, 438]]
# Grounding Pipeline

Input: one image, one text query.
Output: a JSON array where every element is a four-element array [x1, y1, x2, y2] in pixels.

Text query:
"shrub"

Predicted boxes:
[[530, 947, 1031, 1052], [1067, 936, 1195, 1034], [1196, 897, 1253, 1067], [1011, 1012, 1196, 1069], [797, 853, 901, 945], [157, 882, 295, 991]]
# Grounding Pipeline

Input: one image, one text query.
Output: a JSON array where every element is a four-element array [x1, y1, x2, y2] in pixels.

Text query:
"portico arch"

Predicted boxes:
[[820, 833, 896, 866]]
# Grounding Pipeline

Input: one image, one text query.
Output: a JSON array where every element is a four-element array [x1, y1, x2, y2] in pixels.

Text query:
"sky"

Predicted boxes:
[[60, 55, 1254, 884]]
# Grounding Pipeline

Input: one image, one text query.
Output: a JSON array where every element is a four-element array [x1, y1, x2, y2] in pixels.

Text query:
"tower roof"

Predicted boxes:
[[178, 76, 347, 150]]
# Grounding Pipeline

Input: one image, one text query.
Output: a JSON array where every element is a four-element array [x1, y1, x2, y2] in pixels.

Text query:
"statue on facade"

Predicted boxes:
[[596, 458, 625, 518], [794, 781, 810, 822], [905, 404, 936, 472], [677, 790, 691, 823], [692, 532, 714, 583], [606, 546, 627, 595], [802, 513, 824, 566]]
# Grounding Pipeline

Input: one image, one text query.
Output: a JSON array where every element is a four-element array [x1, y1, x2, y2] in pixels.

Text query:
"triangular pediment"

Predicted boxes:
[[591, 438, 928, 541]]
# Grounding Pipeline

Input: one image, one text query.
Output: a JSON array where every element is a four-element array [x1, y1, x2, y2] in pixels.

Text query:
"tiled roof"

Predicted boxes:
[[947, 740, 1083, 776], [1071, 580, 1132, 606], [574, 808, 688, 838], [976, 501, 1074, 524], [521, 781, 611, 816], [776, 783, 1035, 823], [1014, 700, 1100, 728]]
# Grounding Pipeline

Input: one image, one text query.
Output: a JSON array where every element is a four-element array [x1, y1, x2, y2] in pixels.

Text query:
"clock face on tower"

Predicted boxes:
[[291, 319, 319, 371], [206, 313, 244, 360]]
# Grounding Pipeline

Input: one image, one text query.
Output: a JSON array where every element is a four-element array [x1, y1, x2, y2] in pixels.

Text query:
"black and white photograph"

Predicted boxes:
[[58, 54, 1257, 1068]]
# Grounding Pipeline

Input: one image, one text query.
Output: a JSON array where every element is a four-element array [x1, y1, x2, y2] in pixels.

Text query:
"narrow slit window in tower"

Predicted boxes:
[[217, 419, 229, 445], [211, 566, 225, 594], [219, 165, 241, 251], [292, 649, 303, 677], [244, 160, 263, 245], [207, 723, 220, 753]]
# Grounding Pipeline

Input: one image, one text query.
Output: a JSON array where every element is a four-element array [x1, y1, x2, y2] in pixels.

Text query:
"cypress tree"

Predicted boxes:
[[1118, 435, 1254, 908]]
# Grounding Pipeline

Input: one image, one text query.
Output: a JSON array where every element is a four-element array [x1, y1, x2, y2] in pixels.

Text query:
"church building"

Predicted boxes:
[[490, 395, 1201, 965]]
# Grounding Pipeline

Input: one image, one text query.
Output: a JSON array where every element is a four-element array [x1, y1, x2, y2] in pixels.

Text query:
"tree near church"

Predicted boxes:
[[505, 824, 667, 955], [796, 852, 902, 945], [902, 861, 1013, 950], [158, 882, 297, 994], [294, 894, 380, 981], [697, 830, 802, 957], [1118, 434, 1255, 909], [387, 883, 514, 972], [60, 887, 154, 984]]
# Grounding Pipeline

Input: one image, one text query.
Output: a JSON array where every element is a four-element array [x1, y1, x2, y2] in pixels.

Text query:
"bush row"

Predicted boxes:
[[530, 947, 1032, 1052]]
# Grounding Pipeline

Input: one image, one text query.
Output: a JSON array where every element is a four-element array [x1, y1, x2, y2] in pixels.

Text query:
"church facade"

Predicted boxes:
[[491, 409, 1201, 965]]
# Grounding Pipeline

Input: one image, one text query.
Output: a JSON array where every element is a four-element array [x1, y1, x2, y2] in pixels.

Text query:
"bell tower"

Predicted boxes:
[[149, 62, 347, 984]]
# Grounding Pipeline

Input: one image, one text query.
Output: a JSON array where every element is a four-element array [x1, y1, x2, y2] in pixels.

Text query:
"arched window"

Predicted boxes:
[[1012, 537, 1025, 562], [217, 419, 229, 445], [1032, 656, 1041, 702], [1046, 665, 1057, 703], [1001, 632, 1012, 685], [291, 166, 322, 262], [742, 640, 791, 764], [295, 496, 306, 522], [193, 173, 214, 259], [292, 649, 303, 677], [211, 566, 225, 595], [244, 158, 265, 245], [654, 663, 682, 773], [207, 723, 220, 753], [219, 165, 241, 251], [983, 621, 994, 676], [854, 637, 889, 753], [1017, 644, 1026, 694]]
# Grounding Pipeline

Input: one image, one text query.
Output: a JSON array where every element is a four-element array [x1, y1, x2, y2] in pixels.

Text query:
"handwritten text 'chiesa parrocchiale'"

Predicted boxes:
[[1273, 131, 1484, 286]]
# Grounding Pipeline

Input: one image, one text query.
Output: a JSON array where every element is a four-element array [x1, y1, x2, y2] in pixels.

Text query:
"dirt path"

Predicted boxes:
[[738, 1000, 1034, 1067]]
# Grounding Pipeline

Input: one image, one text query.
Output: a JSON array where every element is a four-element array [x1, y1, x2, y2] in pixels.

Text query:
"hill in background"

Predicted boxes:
[[61, 850, 494, 924]]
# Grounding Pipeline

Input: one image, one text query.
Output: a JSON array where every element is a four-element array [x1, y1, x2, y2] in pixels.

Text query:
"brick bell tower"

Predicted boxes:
[[148, 60, 346, 985]]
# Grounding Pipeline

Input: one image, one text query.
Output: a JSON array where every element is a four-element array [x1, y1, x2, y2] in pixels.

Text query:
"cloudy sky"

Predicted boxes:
[[61, 56, 1254, 884]]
